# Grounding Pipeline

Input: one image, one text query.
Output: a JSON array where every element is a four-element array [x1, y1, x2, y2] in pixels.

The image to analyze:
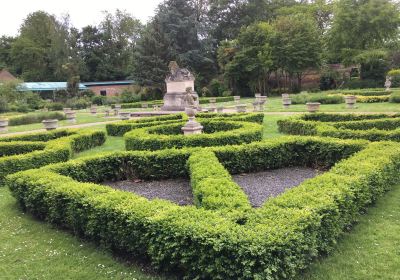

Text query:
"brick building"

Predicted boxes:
[[0, 69, 17, 82], [82, 80, 135, 96]]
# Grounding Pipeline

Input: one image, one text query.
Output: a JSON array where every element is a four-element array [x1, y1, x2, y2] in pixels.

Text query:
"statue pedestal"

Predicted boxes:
[[182, 117, 203, 135], [161, 92, 200, 111]]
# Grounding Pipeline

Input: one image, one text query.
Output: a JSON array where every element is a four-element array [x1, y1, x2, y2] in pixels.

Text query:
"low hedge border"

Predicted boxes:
[[188, 151, 251, 219], [8, 111, 66, 126], [106, 114, 184, 136], [110, 97, 236, 109], [124, 119, 263, 151], [0, 128, 106, 183], [278, 113, 400, 142], [106, 113, 264, 137], [356, 95, 389, 103], [8, 136, 399, 279]]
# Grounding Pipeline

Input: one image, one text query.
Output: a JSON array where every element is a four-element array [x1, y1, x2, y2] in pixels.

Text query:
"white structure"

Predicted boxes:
[[162, 61, 200, 111]]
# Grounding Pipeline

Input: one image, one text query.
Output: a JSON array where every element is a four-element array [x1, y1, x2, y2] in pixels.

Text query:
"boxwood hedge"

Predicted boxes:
[[106, 113, 264, 137], [8, 135, 395, 279], [0, 128, 105, 183], [278, 113, 400, 142], [124, 119, 263, 150]]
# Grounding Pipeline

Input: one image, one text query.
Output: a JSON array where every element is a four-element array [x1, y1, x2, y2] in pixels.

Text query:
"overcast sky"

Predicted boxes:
[[0, 0, 163, 36]]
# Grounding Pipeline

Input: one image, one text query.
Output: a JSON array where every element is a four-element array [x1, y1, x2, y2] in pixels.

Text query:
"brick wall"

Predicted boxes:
[[86, 85, 132, 96]]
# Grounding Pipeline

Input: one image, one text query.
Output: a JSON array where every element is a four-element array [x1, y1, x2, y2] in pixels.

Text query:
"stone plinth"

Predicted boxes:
[[234, 96, 240, 103], [181, 107, 203, 135], [90, 106, 97, 115], [63, 108, 72, 113]]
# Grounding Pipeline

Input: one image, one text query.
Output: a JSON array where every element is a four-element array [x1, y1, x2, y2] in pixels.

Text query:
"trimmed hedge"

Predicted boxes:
[[124, 119, 263, 151], [0, 128, 105, 183], [278, 113, 400, 142], [188, 150, 251, 219], [198, 96, 234, 104], [8, 136, 399, 279], [106, 113, 264, 137], [356, 95, 389, 103], [106, 114, 184, 136], [9, 111, 66, 126]]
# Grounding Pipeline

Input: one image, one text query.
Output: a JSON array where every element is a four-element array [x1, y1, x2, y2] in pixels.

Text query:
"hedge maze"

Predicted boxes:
[[277, 112, 400, 141], [4, 112, 400, 279]]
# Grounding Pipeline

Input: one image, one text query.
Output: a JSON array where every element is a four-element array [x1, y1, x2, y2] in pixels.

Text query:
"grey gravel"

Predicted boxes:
[[232, 167, 320, 207], [104, 178, 193, 205], [104, 167, 320, 207]]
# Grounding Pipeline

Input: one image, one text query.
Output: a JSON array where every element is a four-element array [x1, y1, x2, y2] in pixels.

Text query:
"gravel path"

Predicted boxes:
[[232, 167, 320, 207], [104, 178, 193, 206], [104, 167, 320, 207]]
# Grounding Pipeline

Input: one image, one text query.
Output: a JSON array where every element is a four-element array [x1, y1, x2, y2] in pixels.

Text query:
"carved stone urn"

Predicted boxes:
[[42, 119, 58, 130], [306, 102, 321, 113], [344, 95, 357, 109], [236, 104, 247, 113], [65, 111, 76, 123], [282, 98, 292, 109], [234, 96, 241, 104], [119, 112, 131, 120]]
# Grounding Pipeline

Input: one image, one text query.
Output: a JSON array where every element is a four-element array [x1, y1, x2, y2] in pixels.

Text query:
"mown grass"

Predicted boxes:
[[1, 113, 400, 279], [0, 112, 114, 134]]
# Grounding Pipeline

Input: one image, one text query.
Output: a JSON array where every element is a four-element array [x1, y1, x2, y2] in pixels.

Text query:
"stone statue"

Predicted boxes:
[[162, 61, 200, 111], [182, 87, 197, 107], [385, 76, 392, 91]]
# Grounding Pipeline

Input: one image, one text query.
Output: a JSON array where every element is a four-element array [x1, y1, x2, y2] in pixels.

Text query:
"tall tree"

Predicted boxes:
[[133, 0, 216, 88], [0, 36, 16, 70], [272, 14, 322, 91], [327, 0, 400, 63], [10, 11, 69, 81]]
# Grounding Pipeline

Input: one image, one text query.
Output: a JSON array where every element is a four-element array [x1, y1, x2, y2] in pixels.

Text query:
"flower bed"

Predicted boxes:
[[0, 128, 105, 183], [277, 113, 400, 141], [7, 135, 400, 279]]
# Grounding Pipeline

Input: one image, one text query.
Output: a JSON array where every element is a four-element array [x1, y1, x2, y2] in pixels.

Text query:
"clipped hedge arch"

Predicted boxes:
[[124, 119, 263, 150], [0, 128, 106, 183], [278, 113, 400, 141], [6, 136, 400, 279]]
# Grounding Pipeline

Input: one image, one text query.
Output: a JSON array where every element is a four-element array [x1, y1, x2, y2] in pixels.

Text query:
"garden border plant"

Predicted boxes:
[[8, 134, 400, 279], [277, 113, 400, 141], [106, 112, 264, 136], [0, 128, 106, 183], [124, 119, 263, 150]]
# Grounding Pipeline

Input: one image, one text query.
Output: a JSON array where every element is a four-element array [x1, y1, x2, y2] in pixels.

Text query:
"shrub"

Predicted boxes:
[[0, 128, 105, 183], [278, 113, 400, 142], [8, 112, 66, 126], [65, 97, 91, 109], [291, 93, 343, 104], [389, 92, 400, 103], [124, 120, 263, 151], [91, 95, 107, 106], [8, 136, 399, 279], [387, 69, 400, 87], [47, 102, 64, 111], [356, 95, 389, 103]]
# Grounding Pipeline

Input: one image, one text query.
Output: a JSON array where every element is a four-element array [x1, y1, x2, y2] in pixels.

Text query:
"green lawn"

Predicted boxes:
[[0, 112, 115, 134], [1, 114, 400, 279]]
